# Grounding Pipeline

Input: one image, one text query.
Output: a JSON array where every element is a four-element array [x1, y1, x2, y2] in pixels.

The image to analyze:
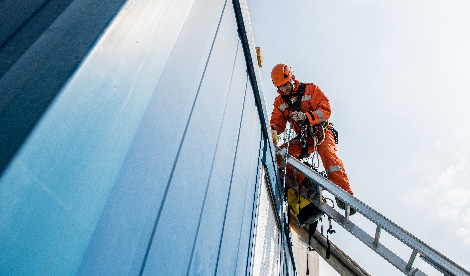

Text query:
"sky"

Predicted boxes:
[[245, 0, 470, 275]]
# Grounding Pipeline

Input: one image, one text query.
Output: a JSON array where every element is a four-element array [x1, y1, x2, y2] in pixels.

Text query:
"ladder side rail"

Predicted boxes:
[[284, 172, 423, 275], [285, 153, 470, 276], [319, 202, 426, 276]]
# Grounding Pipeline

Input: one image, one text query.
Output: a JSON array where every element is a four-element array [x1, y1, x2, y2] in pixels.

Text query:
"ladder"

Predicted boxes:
[[278, 148, 470, 276]]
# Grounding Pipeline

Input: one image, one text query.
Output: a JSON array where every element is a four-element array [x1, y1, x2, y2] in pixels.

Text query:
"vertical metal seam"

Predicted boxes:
[[232, 109, 261, 276], [244, 133, 265, 275], [138, 0, 229, 274], [213, 70, 249, 276], [0, 0, 54, 49], [231, 0, 282, 241], [185, 39, 240, 275]]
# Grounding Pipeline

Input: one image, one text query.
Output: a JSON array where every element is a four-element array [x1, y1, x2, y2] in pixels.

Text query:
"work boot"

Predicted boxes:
[[335, 198, 356, 215], [296, 203, 322, 227]]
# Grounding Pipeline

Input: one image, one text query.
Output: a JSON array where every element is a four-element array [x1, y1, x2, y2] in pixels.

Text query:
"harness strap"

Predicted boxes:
[[328, 124, 339, 144], [281, 83, 309, 157], [280, 82, 306, 113]]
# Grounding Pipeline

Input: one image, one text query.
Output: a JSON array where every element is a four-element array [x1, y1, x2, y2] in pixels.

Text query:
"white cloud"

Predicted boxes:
[[405, 157, 470, 244], [457, 208, 470, 245], [463, 208, 470, 226], [457, 227, 470, 245], [446, 188, 470, 207], [437, 206, 460, 222], [436, 188, 470, 221], [436, 158, 468, 189]]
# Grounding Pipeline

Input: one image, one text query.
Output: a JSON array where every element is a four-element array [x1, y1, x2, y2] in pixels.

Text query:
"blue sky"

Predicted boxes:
[[246, 1, 470, 275]]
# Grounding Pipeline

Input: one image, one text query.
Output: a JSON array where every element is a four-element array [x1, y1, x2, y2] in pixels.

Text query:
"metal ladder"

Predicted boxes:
[[279, 148, 470, 276]]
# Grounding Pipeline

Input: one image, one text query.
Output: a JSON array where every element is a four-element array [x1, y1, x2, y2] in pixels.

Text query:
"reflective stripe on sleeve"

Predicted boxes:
[[326, 165, 343, 176], [314, 110, 325, 122], [301, 95, 311, 101], [278, 103, 288, 112]]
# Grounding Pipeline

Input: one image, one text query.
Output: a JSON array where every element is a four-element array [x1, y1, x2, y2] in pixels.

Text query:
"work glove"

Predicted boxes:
[[291, 111, 307, 122], [271, 129, 278, 146]]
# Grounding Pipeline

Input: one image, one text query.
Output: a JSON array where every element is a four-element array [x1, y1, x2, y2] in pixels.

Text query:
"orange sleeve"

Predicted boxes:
[[270, 96, 287, 133], [305, 84, 331, 126]]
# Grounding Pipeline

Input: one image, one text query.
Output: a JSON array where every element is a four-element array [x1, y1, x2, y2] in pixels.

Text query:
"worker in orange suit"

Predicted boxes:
[[269, 63, 354, 215]]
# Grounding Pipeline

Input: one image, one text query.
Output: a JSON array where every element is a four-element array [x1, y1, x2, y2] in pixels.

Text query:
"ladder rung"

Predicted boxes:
[[406, 249, 418, 272], [317, 185, 322, 206], [344, 203, 352, 223], [372, 226, 381, 249], [316, 203, 426, 276]]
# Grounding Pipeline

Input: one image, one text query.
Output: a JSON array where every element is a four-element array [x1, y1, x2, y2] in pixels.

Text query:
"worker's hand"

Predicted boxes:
[[271, 129, 278, 147], [291, 111, 306, 122]]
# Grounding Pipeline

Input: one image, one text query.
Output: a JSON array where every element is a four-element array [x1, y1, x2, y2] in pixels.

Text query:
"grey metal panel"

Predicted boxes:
[[0, 0, 75, 77], [140, 1, 246, 274], [0, 0, 128, 176], [184, 44, 249, 275], [232, 0, 297, 274], [263, 139, 283, 209], [214, 75, 263, 275], [76, 0, 225, 274], [230, 3, 288, 268], [243, 142, 264, 276], [232, 0, 280, 206], [0, 0, 198, 275], [0, 0, 295, 275], [234, 129, 264, 275], [0, 0, 48, 46]]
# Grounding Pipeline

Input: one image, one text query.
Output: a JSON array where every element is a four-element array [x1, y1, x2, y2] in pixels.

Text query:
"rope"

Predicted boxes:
[[278, 118, 330, 275], [310, 124, 326, 169], [279, 117, 294, 276], [282, 120, 293, 192]]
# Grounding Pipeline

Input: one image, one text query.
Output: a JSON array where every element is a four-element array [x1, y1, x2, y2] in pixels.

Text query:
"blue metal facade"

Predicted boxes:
[[0, 0, 293, 275]]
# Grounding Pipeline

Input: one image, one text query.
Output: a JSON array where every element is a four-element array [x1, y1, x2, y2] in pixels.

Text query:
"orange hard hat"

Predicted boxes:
[[271, 64, 293, 87]]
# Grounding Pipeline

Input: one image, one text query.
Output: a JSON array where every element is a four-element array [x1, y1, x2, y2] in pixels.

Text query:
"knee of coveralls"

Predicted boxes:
[[316, 129, 353, 194], [279, 138, 308, 186]]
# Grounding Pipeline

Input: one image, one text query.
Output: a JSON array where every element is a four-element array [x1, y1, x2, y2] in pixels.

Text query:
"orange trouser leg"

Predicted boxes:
[[316, 129, 353, 194], [278, 130, 353, 195]]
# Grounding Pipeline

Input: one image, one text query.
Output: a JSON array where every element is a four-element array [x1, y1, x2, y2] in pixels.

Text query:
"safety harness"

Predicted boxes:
[[280, 83, 307, 113], [278, 83, 342, 202], [278, 83, 340, 267], [280, 83, 309, 158], [280, 83, 339, 160]]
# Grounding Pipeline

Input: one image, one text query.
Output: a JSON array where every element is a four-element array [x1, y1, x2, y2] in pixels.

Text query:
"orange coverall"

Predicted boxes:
[[270, 80, 353, 194]]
